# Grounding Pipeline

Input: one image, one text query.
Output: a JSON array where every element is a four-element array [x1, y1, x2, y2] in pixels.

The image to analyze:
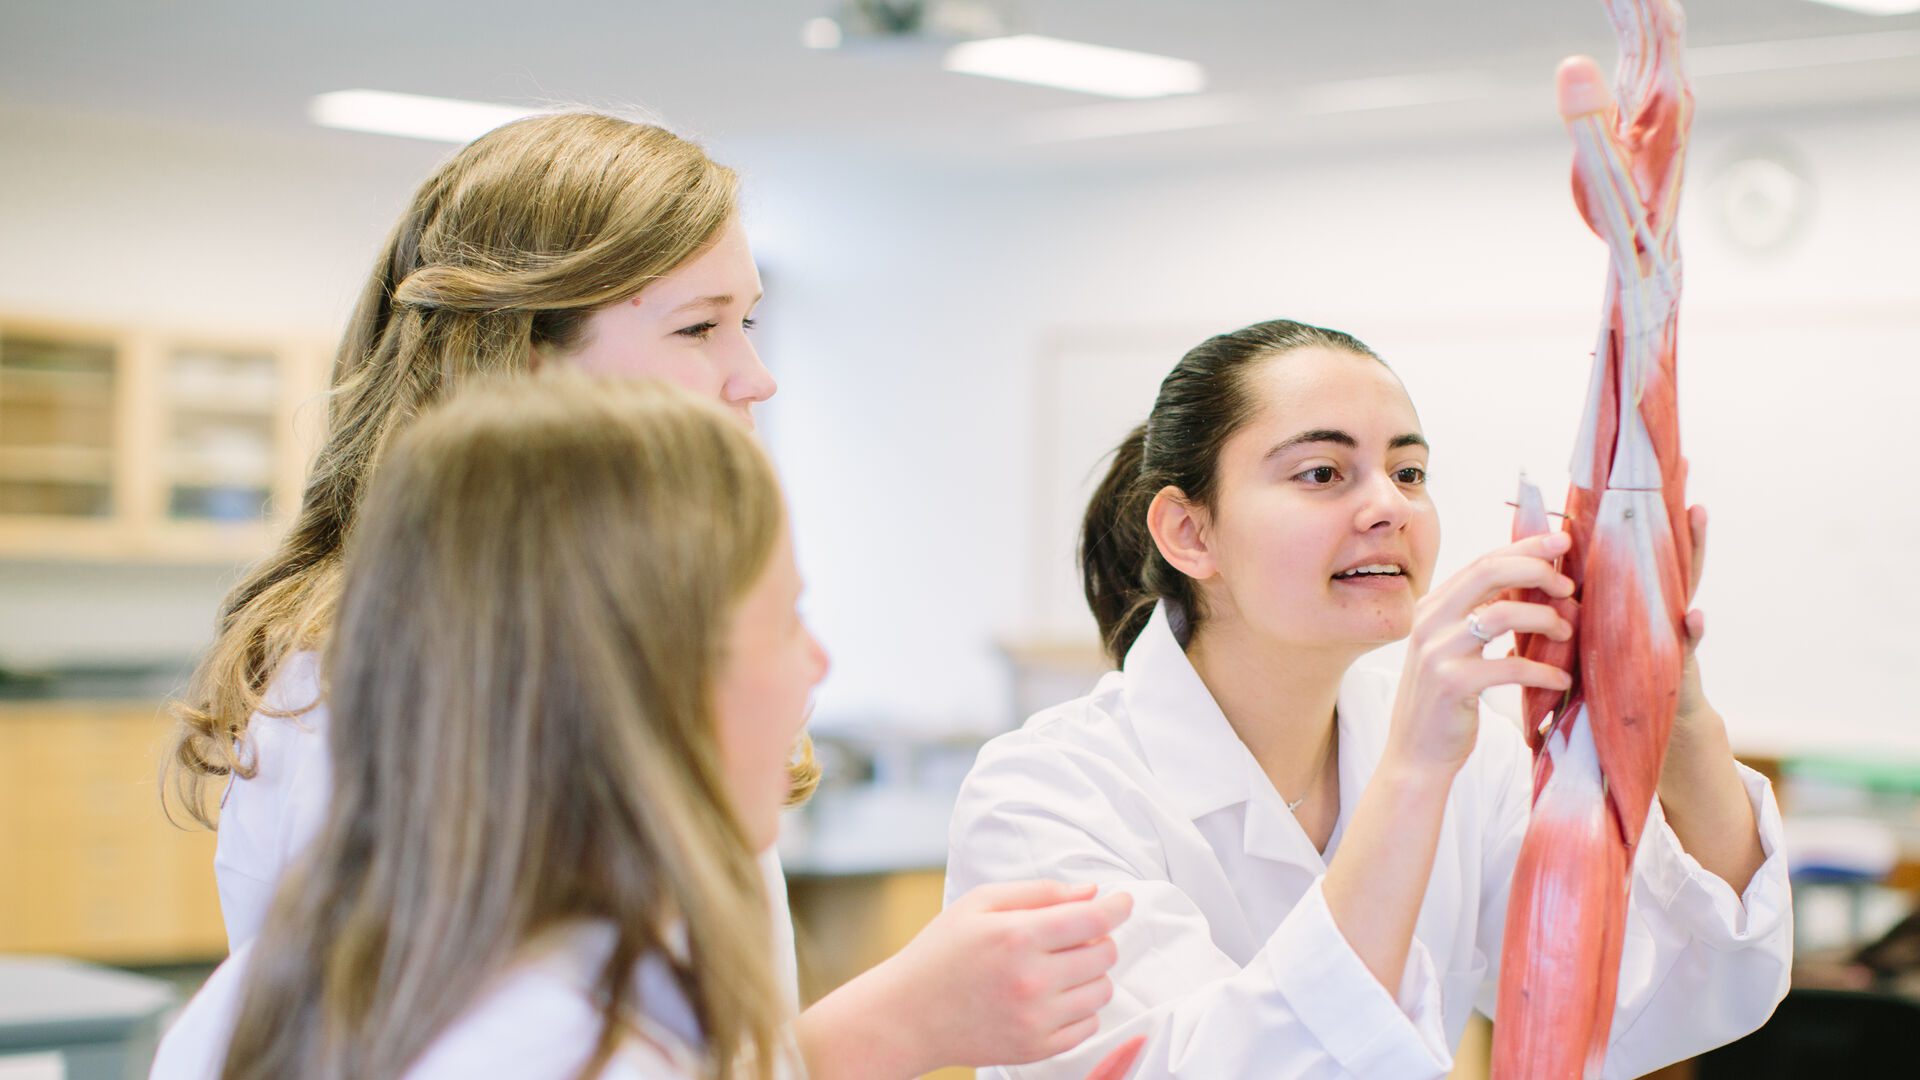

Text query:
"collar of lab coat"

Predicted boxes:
[[1121, 603, 1392, 863]]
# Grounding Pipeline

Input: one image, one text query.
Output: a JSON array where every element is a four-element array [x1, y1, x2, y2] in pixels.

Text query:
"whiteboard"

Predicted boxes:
[[1027, 304, 1920, 756]]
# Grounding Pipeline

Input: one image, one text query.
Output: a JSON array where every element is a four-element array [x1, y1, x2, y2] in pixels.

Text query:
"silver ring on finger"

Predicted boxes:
[[1466, 609, 1495, 645]]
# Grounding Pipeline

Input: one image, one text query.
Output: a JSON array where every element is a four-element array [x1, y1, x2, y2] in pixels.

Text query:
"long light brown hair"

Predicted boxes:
[[219, 375, 790, 1080], [166, 111, 817, 822]]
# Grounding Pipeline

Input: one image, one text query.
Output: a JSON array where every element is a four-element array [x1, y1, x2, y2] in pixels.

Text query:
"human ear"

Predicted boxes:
[[1147, 485, 1215, 581]]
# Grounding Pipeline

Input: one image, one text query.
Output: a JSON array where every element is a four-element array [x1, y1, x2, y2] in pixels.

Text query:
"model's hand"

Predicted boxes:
[[1391, 530, 1576, 777]]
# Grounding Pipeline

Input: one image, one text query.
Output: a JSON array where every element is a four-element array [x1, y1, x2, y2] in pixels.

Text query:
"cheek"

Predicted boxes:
[[726, 663, 811, 775], [571, 340, 709, 390], [566, 312, 716, 390], [1409, 505, 1442, 584]]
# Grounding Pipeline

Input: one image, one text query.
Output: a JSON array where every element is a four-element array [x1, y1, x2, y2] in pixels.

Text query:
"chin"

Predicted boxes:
[[1350, 613, 1414, 646]]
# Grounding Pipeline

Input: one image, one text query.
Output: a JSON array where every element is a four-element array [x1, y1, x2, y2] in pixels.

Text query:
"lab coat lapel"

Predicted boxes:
[[1241, 665, 1398, 873], [1241, 761, 1329, 871], [1121, 604, 1257, 821], [1122, 604, 1328, 873]]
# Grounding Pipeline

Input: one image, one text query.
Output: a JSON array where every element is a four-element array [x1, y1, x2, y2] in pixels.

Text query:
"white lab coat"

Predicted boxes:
[[946, 604, 1791, 1080], [150, 921, 712, 1079], [211, 652, 800, 1008]]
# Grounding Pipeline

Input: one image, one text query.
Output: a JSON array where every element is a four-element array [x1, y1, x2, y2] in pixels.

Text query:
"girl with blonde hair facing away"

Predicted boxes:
[[154, 376, 816, 1078], [167, 113, 1128, 1077]]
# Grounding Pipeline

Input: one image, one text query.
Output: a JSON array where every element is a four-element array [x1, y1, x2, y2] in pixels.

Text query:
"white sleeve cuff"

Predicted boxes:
[[1635, 762, 1791, 945], [1267, 877, 1453, 1077]]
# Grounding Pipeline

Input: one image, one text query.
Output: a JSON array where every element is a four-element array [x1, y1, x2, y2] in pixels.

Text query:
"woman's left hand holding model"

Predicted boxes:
[[1651, 503, 1767, 896]]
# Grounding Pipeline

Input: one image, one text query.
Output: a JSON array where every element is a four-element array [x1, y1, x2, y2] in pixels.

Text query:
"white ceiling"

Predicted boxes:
[[4, 1, 1918, 166]]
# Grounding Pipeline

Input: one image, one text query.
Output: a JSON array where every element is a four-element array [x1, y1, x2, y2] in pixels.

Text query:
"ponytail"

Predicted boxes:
[[1080, 424, 1157, 665]]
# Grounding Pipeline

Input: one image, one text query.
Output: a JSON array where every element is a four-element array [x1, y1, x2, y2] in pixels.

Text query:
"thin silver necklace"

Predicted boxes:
[[1284, 720, 1339, 813]]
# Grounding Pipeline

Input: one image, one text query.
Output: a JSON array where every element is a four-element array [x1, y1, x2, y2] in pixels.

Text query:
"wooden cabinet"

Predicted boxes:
[[0, 701, 228, 962], [0, 317, 327, 562], [787, 869, 973, 1080]]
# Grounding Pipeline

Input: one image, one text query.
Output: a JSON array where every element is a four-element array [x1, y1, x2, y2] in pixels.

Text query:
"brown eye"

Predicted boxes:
[[1396, 467, 1428, 485], [1297, 466, 1338, 485]]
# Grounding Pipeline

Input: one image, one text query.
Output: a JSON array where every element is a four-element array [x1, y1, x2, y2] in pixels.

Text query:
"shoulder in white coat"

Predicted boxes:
[[150, 923, 709, 1080]]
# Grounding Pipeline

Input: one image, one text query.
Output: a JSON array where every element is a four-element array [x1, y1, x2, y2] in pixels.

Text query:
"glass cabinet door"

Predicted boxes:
[[0, 333, 118, 519], [161, 347, 280, 523]]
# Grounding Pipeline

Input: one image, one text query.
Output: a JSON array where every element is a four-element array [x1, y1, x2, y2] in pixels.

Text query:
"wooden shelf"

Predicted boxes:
[[167, 394, 279, 419], [0, 445, 114, 483], [0, 316, 327, 562]]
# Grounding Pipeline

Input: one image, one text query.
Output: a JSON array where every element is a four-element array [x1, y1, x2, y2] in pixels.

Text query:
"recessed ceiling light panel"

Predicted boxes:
[[1803, 0, 1920, 15], [310, 90, 540, 143], [944, 34, 1205, 98]]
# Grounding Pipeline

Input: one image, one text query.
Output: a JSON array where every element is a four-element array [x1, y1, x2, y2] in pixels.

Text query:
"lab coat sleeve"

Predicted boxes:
[[1474, 720, 1792, 1079], [759, 847, 802, 1013], [214, 712, 332, 952], [946, 738, 1453, 1080]]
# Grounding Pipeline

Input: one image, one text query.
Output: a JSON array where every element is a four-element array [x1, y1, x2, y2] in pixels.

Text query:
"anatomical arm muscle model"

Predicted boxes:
[[1492, 2, 1770, 1077]]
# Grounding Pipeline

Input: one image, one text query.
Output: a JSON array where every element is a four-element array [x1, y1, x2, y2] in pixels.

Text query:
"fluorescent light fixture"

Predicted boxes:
[[1022, 94, 1256, 142], [1688, 29, 1920, 76], [1803, 0, 1920, 14], [945, 34, 1205, 98], [310, 89, 543, 143], [1288, 72, 1499, 115]]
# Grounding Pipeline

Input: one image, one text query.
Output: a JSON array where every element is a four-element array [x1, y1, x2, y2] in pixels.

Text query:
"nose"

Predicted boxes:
[[1352, 470, 1413, 534], [808, 629, 831, 685], [722, 337, 778, 412]]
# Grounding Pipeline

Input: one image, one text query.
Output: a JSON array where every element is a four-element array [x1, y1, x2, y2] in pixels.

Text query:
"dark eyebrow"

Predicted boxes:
[[1264, 429, 1355, 459], [1264, 429, 1428, 459]]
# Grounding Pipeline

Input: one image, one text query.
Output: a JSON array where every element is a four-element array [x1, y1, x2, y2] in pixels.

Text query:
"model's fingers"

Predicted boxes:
[[964, 879, 1097, 913], [1557, 55, 1614, 119], [1079, 1036, 1148, 1080], [1029, 892, 1132, 951]]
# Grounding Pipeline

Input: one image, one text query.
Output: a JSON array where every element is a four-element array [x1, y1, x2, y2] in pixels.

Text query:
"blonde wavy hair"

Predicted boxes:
[[220, 375, 792, 1080], [167, 111, 817, 824]]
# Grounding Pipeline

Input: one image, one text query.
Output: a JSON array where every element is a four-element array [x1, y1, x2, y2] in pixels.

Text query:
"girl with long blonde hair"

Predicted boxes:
[[167, 112, 1128, 1076], [154, 375, 813, 1079]]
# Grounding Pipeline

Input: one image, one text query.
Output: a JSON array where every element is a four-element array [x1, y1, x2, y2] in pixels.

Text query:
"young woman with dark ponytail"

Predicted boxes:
[[947, 319, 1791, 1078]]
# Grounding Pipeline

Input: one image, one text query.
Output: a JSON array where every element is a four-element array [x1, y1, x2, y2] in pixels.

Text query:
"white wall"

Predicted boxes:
[[758, 105, 1920, 754], [4, 100, 1917, 756], [0, 106, 446, 667]]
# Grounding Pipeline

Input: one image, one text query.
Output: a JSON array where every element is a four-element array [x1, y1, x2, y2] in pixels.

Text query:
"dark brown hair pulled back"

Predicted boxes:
[[1079, 319, 1382, 665]]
